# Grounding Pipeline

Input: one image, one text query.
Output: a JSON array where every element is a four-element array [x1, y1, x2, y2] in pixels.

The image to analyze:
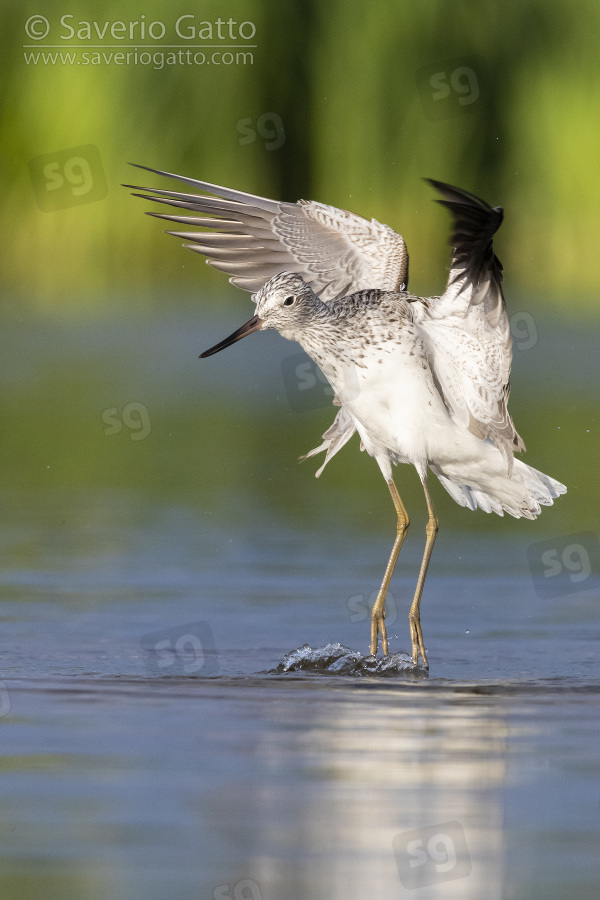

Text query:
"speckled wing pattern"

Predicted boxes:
[[126, 165, 409, 302], [417, 180, 525, 469]]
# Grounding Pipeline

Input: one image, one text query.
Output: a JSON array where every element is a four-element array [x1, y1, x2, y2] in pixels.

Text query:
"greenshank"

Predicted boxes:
[[128, 168, 566, 667]]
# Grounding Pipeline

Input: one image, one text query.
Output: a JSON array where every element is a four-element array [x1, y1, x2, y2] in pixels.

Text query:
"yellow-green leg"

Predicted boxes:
[[370, 479, 410, 656], [408, 477, 438, 668]]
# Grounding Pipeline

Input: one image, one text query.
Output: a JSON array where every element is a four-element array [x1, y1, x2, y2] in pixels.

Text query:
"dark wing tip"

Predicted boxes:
[[424, 177, 494, 208], [425, 178, 504, 287]]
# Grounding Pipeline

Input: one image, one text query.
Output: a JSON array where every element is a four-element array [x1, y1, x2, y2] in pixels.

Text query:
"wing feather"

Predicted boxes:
[[418, 180, 524, 468], [125, 164, 409, 302]]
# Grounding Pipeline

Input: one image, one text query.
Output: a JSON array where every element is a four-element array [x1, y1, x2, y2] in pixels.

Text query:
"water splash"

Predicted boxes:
[[272, 642, 426, 677]]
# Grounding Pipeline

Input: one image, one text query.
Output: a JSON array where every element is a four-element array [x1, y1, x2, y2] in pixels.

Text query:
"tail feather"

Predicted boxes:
[[433, 459, 566, 520]]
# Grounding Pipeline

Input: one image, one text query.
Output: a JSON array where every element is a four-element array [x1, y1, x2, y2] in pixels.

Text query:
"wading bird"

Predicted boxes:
[[128, 167, 566, 667]]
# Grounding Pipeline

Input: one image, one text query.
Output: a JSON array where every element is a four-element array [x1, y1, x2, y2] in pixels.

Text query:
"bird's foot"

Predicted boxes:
[[409, 616, 429, 669], [370, 606, 388, 656]]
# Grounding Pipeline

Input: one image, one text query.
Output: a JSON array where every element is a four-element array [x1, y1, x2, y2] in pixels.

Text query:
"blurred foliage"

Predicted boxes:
[[1, 0, 600, 312]]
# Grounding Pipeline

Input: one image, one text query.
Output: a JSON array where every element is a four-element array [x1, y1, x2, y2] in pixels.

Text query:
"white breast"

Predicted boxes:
[[314, 334, 452, 468]]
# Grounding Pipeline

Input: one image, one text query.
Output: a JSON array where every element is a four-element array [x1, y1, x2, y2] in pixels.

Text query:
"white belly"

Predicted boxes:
[[317, 343, 466, 469]]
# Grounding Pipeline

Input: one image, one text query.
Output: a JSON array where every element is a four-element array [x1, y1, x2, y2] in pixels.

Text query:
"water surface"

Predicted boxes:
[[0, 310, 598, 899]]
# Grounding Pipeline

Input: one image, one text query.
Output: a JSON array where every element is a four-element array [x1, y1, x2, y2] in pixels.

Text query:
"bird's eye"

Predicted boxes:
[[283, 296, 295, 307]]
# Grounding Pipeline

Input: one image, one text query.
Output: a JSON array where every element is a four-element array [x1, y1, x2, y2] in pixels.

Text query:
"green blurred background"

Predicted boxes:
[[1, 0, 598, 538]]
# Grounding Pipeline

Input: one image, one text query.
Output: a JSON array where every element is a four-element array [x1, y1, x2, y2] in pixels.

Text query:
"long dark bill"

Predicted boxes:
[[199, 315, 264, 358]]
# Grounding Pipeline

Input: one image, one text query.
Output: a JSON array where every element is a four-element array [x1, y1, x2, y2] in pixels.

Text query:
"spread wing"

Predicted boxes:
[[125, 164, 409, 302], [418, 180, 525, 468]]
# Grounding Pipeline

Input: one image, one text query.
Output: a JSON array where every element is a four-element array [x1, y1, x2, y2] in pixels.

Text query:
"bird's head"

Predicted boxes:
[[200, 272, 321, 357]]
